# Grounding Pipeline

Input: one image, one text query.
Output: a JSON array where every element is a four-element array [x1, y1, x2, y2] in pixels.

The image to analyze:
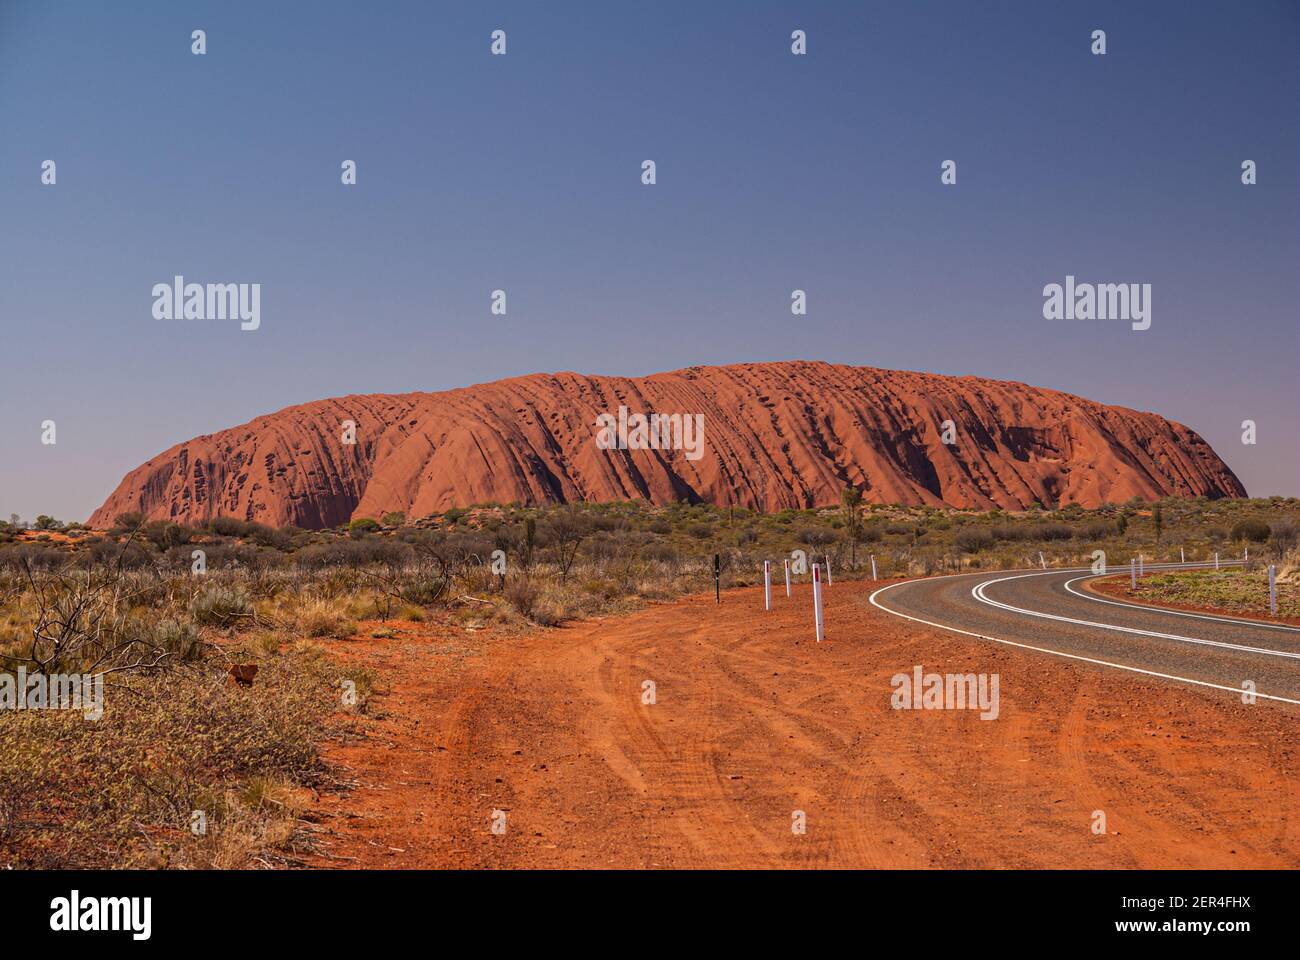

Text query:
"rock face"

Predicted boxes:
[[89, 361, 1246, 529]]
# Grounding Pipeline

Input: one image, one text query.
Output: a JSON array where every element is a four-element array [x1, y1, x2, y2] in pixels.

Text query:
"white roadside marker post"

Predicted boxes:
[[1180, 547, 1185, 564], [1245, 546, 1249, 563], [870, 554, 877, 582], [1269, 564, 1277, 616], [1039, 551, 1046, 570], [763, 560, 772, 611], [1130, 558, 1136, 590], [812, 563, 824, 642], [826, 556, 833, 586], [784, 558, 791, 598], [1214, 551, 1219, 571]]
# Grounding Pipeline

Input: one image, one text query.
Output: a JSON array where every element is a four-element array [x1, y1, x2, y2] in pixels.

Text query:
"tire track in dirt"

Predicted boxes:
[[307, 580, 1300, 869], [1053, 679, 1140, 867]]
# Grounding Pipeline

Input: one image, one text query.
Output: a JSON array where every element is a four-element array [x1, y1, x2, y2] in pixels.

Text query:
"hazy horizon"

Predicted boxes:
[[2, 0, 1295, 521]]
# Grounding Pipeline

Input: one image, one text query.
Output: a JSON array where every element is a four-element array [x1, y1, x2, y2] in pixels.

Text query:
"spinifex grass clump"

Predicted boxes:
[[190, 584, 254, 627]]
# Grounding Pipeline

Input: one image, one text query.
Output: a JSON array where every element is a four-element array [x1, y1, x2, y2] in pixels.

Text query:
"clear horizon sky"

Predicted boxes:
[[1, 0, 1296, 522]]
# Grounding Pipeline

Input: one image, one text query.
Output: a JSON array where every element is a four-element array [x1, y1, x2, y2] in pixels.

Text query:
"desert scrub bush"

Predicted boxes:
[[454, 563, 495, 596], [1230, 519, 1271, 543], [1269, 520, 1299, 555], [149, 618, 205, 662], [178, 775, 313, 869], [395, 567, 447, 606], [86, 538, 153, 569], [297, 599, 358, 639], [348, 517, 380, 538], [143, 520, 191, 551], [582, 578, 621, 602], [954, 528, 995, 553], [530, 597, 566, 627], [169, 541, 265, 572], [639, 542, 680, 567], [1278, 548, 1300, 584], [634, 579, 674, 601], [798, 527, 835, 549], [504, 577, 539, 619], [233, 629, 286, 659], [245, 523, 297, 552], [3, 566, 204, 675], [109, 512, 145, 535], [337, 664, 378, 714], [207, 516, 251, 537], [1030, 523, 1074, 541], [0, 647, 347, 868], [0, 543, 65, 570], [190, 584, 254, 627], [296, 538, 412, 569], [1077, 520, 1114, 541]]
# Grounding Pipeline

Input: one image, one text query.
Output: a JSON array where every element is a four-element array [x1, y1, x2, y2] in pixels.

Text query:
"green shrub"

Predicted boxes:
[[348, 518, 380, 538]]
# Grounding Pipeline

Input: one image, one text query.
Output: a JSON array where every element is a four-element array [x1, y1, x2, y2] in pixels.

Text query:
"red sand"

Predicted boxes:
[[304, 580, 1298, 869]]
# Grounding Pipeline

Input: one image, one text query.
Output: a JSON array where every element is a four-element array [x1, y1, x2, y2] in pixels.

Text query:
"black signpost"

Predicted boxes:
[[714, 553, 721, 604]]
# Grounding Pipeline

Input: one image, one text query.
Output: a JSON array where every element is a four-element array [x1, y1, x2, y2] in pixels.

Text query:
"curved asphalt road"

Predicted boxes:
[[869, 563, 1300, 709]]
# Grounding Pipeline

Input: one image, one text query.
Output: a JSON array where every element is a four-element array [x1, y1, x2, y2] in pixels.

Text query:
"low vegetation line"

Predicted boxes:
[[1, 494, 1297, 867]]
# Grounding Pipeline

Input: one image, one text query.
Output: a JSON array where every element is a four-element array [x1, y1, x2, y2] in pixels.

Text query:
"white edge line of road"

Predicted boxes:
[[971, 571, 1300, 661], [1062, 574, 1300, 633], [867, 568, 1300, 707]]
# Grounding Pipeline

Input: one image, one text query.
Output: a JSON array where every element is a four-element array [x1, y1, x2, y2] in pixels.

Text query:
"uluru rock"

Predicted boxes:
[[89, 361, 1246, 529]]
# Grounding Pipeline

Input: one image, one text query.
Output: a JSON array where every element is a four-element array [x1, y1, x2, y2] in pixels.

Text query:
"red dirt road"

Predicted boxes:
[[307, 579, 1299, 868]]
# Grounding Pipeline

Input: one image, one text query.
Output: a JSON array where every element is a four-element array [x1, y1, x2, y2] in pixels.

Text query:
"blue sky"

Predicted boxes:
[[1, 0, 1295, 521]]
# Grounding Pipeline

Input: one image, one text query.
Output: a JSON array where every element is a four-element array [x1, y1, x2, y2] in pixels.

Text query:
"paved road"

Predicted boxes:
[[870, 564, 1300, 708]]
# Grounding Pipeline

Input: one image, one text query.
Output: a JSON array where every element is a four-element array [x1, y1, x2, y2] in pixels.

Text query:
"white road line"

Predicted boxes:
[[1062, 574, 1300, 633], [972, 571, 1300, 661], [868, 573, 1300, 707]]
